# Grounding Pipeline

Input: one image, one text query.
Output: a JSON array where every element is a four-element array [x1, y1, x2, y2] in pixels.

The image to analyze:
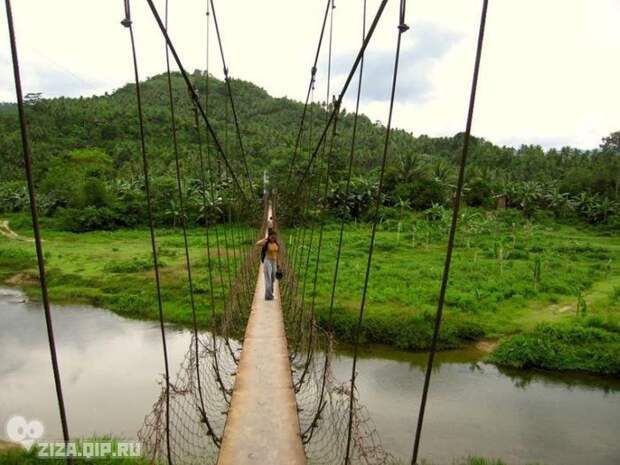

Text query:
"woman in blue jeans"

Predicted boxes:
[[256, 234, 280, 300]]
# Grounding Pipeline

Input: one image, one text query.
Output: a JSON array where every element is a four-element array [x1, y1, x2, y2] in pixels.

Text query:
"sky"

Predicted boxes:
[[1, 0, 619, 150]]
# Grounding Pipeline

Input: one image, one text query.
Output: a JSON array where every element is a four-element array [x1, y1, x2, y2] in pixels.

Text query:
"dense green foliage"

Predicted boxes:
[[490, 319, 620, 375], [1, 72, 619, 230]]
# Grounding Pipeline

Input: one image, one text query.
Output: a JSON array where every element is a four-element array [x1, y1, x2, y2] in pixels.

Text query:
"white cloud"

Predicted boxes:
[[1, 0, 619, 149]]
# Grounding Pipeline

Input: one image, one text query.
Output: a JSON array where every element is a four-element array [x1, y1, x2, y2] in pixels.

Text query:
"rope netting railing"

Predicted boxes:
[[279, 1, 489, 464], [131, 0, 263, 463], [5, 0, 489, 463], [277, 1, 402, 464]]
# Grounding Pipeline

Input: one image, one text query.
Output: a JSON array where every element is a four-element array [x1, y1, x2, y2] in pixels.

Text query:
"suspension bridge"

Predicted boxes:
[[4, 0, 489, 464], [217, 206, 305, 465]]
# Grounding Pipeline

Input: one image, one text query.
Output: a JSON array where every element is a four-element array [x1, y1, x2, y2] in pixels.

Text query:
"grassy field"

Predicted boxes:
[[0, 213, 256, 328], [0, 444, 148, 465], [286, 208, 620, 374], [1, 209, 620, 374]]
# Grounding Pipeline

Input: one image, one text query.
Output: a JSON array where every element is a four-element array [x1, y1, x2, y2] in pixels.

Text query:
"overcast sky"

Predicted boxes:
[[1, 0, 619, 150]]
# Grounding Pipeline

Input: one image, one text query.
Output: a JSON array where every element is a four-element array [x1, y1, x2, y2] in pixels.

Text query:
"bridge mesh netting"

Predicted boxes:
[[137, 221, 397, 465]]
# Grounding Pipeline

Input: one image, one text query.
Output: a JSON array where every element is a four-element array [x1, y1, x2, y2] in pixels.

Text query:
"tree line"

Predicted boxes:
[[0, 71, 618, 230]]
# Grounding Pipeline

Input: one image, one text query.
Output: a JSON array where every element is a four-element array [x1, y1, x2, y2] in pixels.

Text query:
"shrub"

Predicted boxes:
[[57, 207, 124, 232], [103, 256, 158, 273], [0, 181, 27, 213], [490, 322, 620, 375], [465, 177, 494, 208]]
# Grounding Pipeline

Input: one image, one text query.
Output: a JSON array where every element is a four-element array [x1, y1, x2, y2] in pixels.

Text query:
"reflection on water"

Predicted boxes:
[[331, 344, 620, 465], [1, 287, 619, 465], [0, 287, 194, 440]]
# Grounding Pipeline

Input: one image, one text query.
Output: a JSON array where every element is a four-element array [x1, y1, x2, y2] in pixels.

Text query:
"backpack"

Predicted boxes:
[[260, 241, 268, 263]]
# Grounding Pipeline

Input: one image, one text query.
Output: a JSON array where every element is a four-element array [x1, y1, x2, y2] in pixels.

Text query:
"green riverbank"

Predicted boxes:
[[0, 214, 253, 328], [287, 210, 620, 375], [2, 211, 620, 375]]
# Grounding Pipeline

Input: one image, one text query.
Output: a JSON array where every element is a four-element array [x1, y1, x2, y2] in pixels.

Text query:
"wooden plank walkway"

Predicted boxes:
[[217, 214, 305, 465]]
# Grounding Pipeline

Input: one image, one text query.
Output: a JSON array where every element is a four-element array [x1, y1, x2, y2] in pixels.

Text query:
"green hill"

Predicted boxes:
[[0, 71, 618, 229]]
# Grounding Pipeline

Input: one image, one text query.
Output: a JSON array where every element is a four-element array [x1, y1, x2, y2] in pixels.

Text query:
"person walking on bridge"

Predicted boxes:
[[256, 233, 280, 300]]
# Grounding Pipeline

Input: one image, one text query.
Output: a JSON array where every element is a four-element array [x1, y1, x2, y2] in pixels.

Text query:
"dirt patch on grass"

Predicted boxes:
[[0, 219, 33, 242], [0, 440, 23, 452], [6, 271, 39, 286], [475, 339, 499, 353], [557, 304, 575, 314]]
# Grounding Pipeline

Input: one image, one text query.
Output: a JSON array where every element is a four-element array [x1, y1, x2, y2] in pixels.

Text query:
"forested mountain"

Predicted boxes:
[[1, 71, 619, 229], [0, 71, 412, 181]]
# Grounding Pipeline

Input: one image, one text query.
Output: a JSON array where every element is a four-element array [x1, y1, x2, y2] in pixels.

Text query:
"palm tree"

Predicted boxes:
[[396, 197, 410, 243], [165, 199, 181, 228]]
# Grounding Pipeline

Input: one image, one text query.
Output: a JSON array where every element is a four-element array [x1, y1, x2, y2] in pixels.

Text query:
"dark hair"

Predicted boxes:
[[261, 234, 279, 262]]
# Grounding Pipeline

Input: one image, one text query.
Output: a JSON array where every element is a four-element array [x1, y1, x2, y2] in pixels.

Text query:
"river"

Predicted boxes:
[[1, 287, 619, 465]]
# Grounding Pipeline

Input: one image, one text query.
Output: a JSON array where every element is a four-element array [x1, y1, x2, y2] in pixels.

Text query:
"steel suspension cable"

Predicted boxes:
[[205, 118, 238, 366], [5, 2, 72, 463], [196, 0, 217, 341], [286, 182, 311, 327], [289, 90, 328, 353], [213, 124, 240, 364], [295, 0, 338, 387], [221, 100, 235, 299], [193, 106, 230, 411], [290, 92, 335, 358], [193, 110, 216, 319], [292, 0, 388, 197], [208, 0, 254, 194], [307, 0, 337, 330], [285, 0, 332, 184], [410, 2, 489, 463], [205, 59, 238, 352], [288, 92, 318, 318], [145, 0, 250, 203], [203, 0, 234, 361], [327, 0, 366, 346], [163, 0, 208, 425], [290, 216, 318, 361], [289, 0, 338, 328], [307, 0, 368, 435], [231, 214, 250, 309], [295, 109, 340, 393], [344, 1, 409, 463], [287, 83, 319, 290], [121, 2, 172, 463], [290, 83, 320, 383], [220, 89, 251, 310]]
